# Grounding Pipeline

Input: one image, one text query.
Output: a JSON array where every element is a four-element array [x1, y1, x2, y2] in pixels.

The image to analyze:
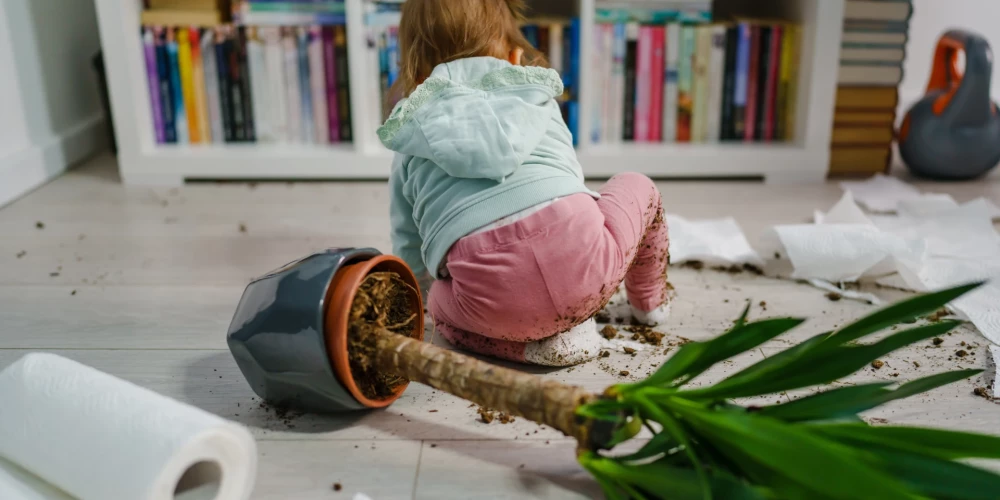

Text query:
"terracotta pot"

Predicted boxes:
[[324, 255, 424, 408], [227, 248, 423, 413]]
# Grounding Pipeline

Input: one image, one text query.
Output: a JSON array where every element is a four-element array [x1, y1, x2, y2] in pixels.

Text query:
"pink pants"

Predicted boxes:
[[428, 173, 670, 363]]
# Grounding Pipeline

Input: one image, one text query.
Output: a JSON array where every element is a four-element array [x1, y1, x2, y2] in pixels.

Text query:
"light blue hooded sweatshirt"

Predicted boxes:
[[378, 57, 599, 279]]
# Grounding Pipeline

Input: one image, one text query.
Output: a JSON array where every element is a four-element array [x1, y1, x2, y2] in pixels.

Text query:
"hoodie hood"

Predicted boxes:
[[377, 57, 564, 181]]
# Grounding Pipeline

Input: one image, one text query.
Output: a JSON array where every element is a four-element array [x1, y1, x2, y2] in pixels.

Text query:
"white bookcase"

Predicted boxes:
[[93, 0, 844, 185]]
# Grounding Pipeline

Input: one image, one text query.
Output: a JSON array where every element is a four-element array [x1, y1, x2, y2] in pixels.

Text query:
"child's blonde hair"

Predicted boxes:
[[391, 0, 548, 100]]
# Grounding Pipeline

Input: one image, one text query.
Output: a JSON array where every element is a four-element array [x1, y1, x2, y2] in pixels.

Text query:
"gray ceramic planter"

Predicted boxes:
[[227, 248, 381, 413]]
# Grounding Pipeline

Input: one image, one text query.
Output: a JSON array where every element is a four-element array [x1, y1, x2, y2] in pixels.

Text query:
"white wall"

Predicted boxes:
[[900, 0, 1000, 110], [0, 0, 108, 207]]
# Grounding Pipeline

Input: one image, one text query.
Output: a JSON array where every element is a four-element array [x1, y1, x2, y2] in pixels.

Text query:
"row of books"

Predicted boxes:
[[829, 0, 913, 176], [141, 25, 353, 145], [231, 0, 347, 26], [588, 19, 801, 145]]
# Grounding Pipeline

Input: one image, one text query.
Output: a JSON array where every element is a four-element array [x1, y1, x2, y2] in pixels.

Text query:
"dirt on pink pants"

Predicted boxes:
[[428, 172, 670, 363]]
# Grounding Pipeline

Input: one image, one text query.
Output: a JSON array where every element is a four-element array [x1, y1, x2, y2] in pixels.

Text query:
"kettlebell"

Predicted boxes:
[[899, 30, 1000, 180]]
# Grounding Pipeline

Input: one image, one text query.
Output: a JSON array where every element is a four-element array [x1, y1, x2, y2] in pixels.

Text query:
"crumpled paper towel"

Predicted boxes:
[[666, 215, 763, 267], [773, 188, 1000, 345], [841, 174, 1000, 220]]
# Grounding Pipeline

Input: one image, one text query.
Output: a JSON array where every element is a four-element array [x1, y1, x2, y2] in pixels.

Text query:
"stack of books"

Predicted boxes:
[[140, 25, 353, 145], [141, 0, 230, 26], [231, 0, 347, 26], [830, 0, 912, 176], [589, 8, 803, 145]]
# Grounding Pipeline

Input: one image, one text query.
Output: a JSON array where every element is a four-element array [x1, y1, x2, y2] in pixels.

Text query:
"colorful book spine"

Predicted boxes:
[[236, 27, 255, 141], [143, 28, 166, 144], [283, 28, 302, 142], [549, 24, 564, 75], [633, 26, 653, 142], [663, 23, 680, 143], [333, 25, 352, 141], [593, 24, 611, 144], [720, 25, 739, 140], [568, 18, 581, 144], [691, 26, 712, 143], [733, 23, 751, 140], [648, 26, 665, 142], [297, 28, 315, 143], [387, 26, 400, 98], [190, 28, 212, 144], [214, 28, 234, 142], [783, 25, 802, 141], [322, 26, 340, 142], [763, 25, 782, 141], [744, 26, 761, 142], [704, 25, 727, 143], [167, 29, 189, 144], [247, 27, 272, 142], [754, 26, 772, 141], [308, 26, 329, 144], [225, 31, 245, 142], [201, 28, 224, 143], [155, 28, 177, 143], [177, 28, 200, 143], [262, 27, 288, 142], [608, 23, 626, 144], [676, 25, 695, 143], [622, 22, 639, 142]]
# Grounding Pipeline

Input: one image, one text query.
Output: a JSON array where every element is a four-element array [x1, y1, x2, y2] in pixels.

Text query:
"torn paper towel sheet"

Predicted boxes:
[[775, 191, 1000, 345], [666, 215, 763, 266], [0, 353, 258, 500], [840, 175, 923, 212]]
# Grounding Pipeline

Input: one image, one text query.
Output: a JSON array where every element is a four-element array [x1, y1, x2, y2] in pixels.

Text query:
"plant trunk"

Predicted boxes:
[[374, 328, 600, 446]]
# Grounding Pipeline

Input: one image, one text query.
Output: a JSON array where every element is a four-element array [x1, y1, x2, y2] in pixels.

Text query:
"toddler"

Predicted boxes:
[[378, 0, 672, 366]]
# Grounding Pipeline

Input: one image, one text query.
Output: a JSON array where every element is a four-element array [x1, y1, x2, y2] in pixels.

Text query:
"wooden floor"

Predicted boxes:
[[3, 154, 1000, 499]]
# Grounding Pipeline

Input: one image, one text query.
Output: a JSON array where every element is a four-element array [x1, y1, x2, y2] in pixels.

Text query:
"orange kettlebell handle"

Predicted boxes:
[[927, 33, 966, 115]]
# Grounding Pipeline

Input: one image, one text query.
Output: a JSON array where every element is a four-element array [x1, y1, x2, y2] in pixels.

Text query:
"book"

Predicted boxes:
[[608, 23, 626, 144], [704, 25, 727, 143], [832, 125, 895, 145], [690, 26, 712, 143], [663, 22, 680, 143], [322, 26, 340, 142], [190, 29, 212, 143], [214, 28, 235, 141], [776, 24, 793, 141], [167, 29, 189, 143], [844, 0, 913, 22], [830, 146, 892, 175], [148, 0, 222, 10], [245, 2, 344, 13], [752, 26, 771, 141], [333, 25, 352, 141], [842, 32, 907, 45], [648, 26, 666, 142], [676, 25, 695, 142], [247, 27, 272, 141], [234, 11, 346, 25], [262, 27, 288, 142], [538, 26, 551, 64], [596, 24, 614, 144], [843, 20, 909, 33], [719, 25, 738, 140], [236, 27, 255, 141], [835, 86, 899, 109], [201, 28, 224, 143], [282, 28, 302, 142], [155, 29, 177, 143], [743, 25, 760, 142], [782, 25, 802, 141], [634, 26, 654, 142], [841, 47, 905, 63], [834, 109, 896, 125], [522, 25, 539, 49], [141, 10, 226, 26], [622, 22, 639, 142], [838, 65, 903, 86], [308, 26, 329, 144], [178, 27, 200, 143], [732, 22, 751, 140], [762, 25, 782, 141], [143, 28, 166, 144], [297, 27, 315, 143], [549, 24, 564, 74], [568, 17, 581, 144]]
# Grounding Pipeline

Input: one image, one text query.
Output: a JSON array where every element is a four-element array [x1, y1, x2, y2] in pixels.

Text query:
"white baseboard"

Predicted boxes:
[[0, 114, 108, 208]]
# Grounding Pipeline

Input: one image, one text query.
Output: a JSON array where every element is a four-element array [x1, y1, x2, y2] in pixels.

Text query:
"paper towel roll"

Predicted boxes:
[[0, 353, 257, 500]]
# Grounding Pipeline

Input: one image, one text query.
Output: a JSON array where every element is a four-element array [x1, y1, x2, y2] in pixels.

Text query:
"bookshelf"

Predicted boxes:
[[94, 0, 844, 185]]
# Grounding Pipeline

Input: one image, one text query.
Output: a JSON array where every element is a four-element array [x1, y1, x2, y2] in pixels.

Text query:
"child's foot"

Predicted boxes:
[[524, 318, 603, 367], [630, 302, 671, 327]]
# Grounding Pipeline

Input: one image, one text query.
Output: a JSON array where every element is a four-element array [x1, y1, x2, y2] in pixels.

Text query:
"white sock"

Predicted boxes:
[[630, 302, 671, 326], [523, 318, 603, 367]]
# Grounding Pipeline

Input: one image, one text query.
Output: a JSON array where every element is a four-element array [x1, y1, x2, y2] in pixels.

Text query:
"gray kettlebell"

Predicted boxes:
[[899, 29, 1000, 180]]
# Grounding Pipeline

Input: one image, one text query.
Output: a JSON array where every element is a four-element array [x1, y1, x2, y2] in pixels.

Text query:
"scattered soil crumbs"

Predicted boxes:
[[477, 406, 514, 424], [257, 401, 304, 426], [594, 311, 612, 323], [333, 483, 342, 492], [600, 350, 610, 358], [624, 325, 665, 346], [927, 308, 950, 322], [955, 350, 968, 358], [70, 290, 77, 296], [913, 361, 920, 368], [623, 347, 637, 356], [619, 370, 630, 377], [871, 360, 885, 370], [35, 221, 44, 229], [498, 412, 515, 424], [238, 223, 247, 233], [867, 418, 890, 425], [826, 292, 843, 302], [478, 407, 495, 423], [600, 325, 618, 340], [682, 261, 705, 270], [933, 337, 944, 346], [348, 272, 419, 401], [974, 387, 991, 399], [759, 301, 767, 311], [16, 251, 25, 258]]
